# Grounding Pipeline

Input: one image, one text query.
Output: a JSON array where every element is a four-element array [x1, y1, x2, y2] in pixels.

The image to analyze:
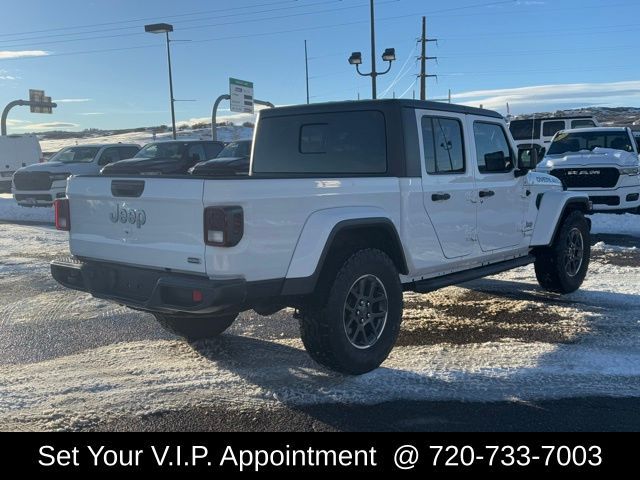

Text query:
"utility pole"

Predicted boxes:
[[417, 16, 438, 100], [304, 40, 310, 104], [369, 0, 377, 99]]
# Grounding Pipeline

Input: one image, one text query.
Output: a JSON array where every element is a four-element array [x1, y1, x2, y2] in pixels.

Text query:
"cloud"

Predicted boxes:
[[5, 119, 29, 126], [0, 50, 49, 60], [79, 112, 104, 115], [14, 121, 79, 131], [452, 80, 640, 114], [0, 74, 17, 80], [53, 98, 91, 103]]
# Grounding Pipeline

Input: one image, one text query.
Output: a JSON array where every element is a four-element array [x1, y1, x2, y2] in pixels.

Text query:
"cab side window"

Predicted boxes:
[[98, 148, 120, 166], [118, 146, 139, 159], [543, 120, 565, 137], [187, 144, 206, 163], [421, 116, 465, 174], [571, 119, 595, 129], [473, 122, 514, 174], [204, 142, 224, 159]]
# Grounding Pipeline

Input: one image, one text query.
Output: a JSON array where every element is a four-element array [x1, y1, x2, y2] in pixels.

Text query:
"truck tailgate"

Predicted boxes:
[[67, 176, 206, 274]]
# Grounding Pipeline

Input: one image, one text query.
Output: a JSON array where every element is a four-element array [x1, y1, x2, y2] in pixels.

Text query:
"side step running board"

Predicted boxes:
[[408, 255, 535, 294]]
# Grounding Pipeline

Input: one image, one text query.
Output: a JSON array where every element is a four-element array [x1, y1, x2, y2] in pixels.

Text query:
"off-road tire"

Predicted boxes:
[[534, 210, 590, 293], [154, 313, 237, 340], [299, 248, 403, 375]]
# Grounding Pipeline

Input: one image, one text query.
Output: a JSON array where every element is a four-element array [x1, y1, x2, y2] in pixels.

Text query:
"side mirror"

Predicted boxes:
[[518, 147, 539, 170]]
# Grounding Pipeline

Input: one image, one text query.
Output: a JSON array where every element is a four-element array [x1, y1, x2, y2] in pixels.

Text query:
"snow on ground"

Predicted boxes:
[[593, 241, 637, 252], [39, 125, 253, 153], [0, 222, 639, 430], [589, 213, 640, 237], [0, 194, 54, 224]]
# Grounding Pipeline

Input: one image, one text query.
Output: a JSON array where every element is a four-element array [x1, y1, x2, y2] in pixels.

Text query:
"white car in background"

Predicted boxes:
[[537, 127, 640, 213], [12, 143, 140, 207], [0, 134, 43, 193]]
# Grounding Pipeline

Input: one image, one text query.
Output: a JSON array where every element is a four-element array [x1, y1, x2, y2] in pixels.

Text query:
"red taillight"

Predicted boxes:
[[204, 206, 243, 247], [54, 199, 70, 231], [192, 290, 203, 303]]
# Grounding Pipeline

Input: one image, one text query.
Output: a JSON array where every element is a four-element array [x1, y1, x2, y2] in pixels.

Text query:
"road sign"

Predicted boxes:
[[28, 89, 53, 113], [229, 78, 254, 114]]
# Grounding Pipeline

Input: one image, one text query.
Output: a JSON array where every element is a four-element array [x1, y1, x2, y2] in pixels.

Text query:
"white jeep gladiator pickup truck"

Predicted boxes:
[[51, 100, 592, 374], [537, 127, 640, 213]]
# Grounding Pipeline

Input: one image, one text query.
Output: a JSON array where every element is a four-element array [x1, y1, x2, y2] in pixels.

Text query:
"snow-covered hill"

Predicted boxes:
[[515, 106, 640, 129], [39, 125, 253, 153]]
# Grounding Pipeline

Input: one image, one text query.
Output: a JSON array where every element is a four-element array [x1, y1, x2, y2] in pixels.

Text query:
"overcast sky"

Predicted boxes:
[[1, 0, 639, 132]]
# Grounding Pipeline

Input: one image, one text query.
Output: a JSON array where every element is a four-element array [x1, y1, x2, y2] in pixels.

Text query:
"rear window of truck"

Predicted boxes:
[[252, 110, 387, 174]]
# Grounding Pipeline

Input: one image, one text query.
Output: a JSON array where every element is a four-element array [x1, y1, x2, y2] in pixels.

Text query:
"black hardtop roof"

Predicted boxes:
[[510, 115, 596, 123], [260, 99, 503, 119]]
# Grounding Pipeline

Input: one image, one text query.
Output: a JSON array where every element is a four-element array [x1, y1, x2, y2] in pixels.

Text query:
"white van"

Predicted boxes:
[[0, 135, 43, 193], [12, 143, 140, 207]]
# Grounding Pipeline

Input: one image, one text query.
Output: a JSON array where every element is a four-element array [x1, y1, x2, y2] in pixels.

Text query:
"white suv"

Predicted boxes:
[[510, 116, 599, 157], [12, 143, 140, 207]]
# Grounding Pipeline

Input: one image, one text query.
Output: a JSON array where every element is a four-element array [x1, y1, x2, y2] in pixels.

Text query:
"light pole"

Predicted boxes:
[[145, 23, 177, 139], [348, 0, 396, 99]]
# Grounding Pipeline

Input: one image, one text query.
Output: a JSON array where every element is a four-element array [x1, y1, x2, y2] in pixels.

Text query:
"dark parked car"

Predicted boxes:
[[189, 140, 252, 176], [100, 140, 225, 175]]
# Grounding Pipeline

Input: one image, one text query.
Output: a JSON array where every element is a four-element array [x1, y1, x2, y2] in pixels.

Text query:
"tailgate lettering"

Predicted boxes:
[[110, 204, 147, 228]]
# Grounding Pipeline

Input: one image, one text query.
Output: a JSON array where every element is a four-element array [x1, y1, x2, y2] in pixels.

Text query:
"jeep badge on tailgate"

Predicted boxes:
[[110, 204, 147, 228]]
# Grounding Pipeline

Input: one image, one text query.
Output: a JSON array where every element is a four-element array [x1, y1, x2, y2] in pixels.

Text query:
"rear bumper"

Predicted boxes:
[[51, 257, 246, 314]]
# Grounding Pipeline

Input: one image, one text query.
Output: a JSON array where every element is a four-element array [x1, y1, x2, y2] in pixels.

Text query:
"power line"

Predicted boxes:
[[439, 44, 638, 58], [0, 0, 359, 49], [0, 0, 350, 46], [0, 0, 519, 49], [0, 0, 297, 39]]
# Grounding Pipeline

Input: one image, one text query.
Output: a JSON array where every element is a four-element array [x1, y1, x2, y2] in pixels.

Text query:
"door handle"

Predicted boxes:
[[479, 190, 495, 198], [431, 193, 451, 201]]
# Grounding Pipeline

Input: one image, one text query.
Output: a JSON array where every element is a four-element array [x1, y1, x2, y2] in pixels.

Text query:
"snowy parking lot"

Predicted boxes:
[[0, 194, 639, 431]]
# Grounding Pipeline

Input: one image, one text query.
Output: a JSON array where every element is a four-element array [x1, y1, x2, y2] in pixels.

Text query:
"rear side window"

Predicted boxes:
[[474, 122, 514, 173], [98, 148, 120, 166], [118, 146, 139, 159], [187, 144, 206, 163], [571, 119, 596, 129], [252, 110, 387, 174], [543, 120, 565, 137], [204, 142, 224, 159], [509, 119, 534, 140], [421, 116, 465, 174]]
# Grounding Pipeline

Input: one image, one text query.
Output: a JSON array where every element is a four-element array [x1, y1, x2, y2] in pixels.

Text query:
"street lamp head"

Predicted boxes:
[[144, 23, 174, 34], [348, 51, 363, 65], [382, 48, 396, 62]]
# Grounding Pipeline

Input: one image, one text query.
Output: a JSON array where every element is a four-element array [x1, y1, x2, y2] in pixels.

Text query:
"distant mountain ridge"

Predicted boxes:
[[514, 107, 640, 129]]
